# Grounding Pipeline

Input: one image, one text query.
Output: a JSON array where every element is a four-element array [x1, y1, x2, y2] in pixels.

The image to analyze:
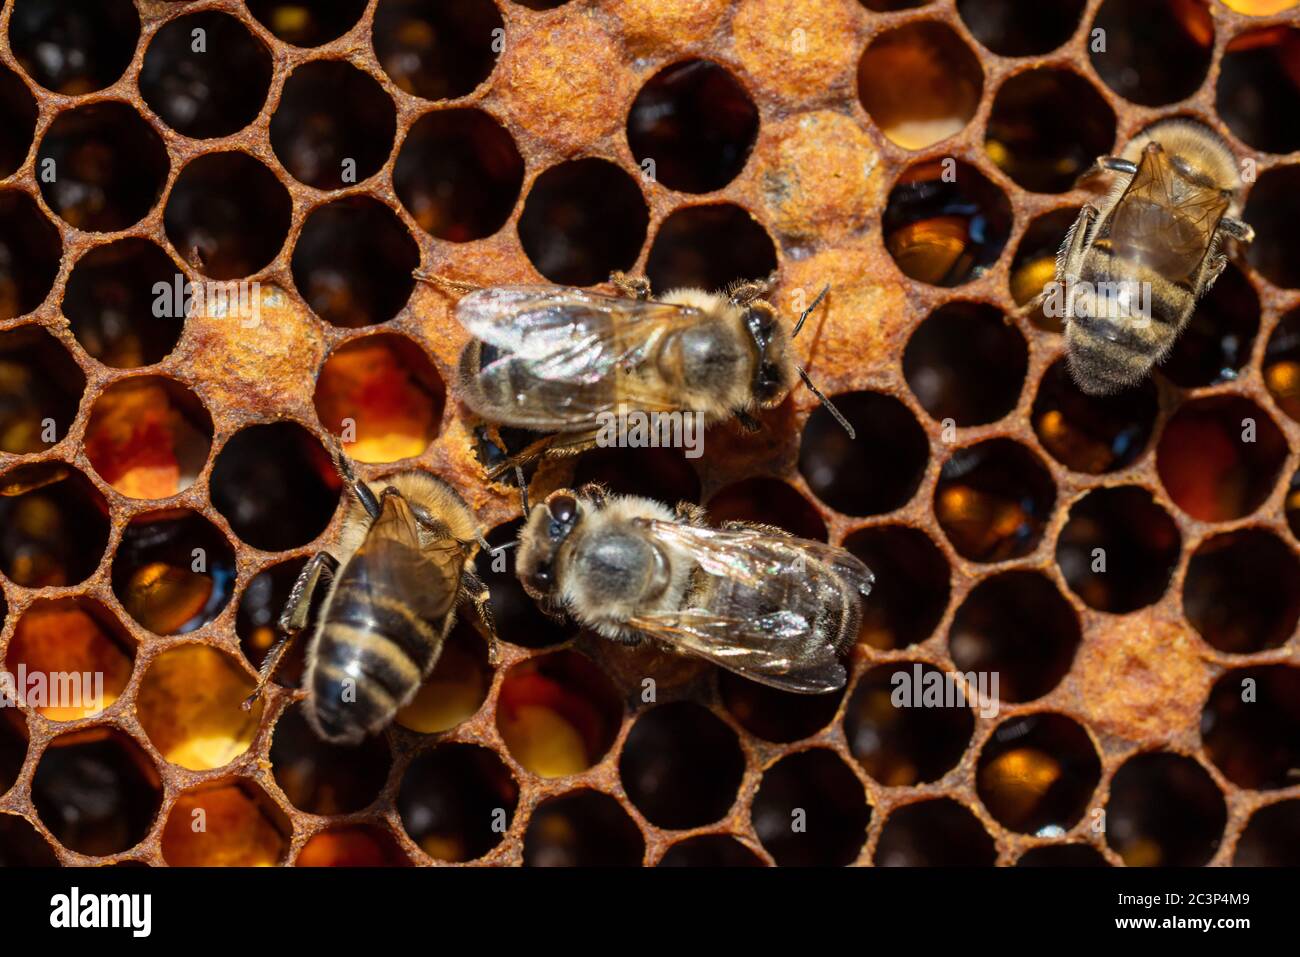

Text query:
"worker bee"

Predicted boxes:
[[515, 485, 873, 692], [1035, 119, 1255, 395], [243, 451, 496, 745], [419, 271, 853, 479]]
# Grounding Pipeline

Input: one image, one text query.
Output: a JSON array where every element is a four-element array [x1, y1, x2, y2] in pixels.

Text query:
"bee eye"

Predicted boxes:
[[548, 494, 577, 525], [530, 564, 552, 591]]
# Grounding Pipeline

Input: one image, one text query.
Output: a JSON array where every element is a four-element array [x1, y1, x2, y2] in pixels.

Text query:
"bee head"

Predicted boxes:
[[517, 490, 583, 599], [742, 302, 793, 406]]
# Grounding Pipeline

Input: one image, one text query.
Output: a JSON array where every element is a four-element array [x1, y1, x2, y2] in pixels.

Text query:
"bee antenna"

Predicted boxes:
[[792, 283, 830, 339], [798, 366, 856, 440], [515, 465, 530, 517], [490, 540, 519, 556], [411, 270, 479, 293]]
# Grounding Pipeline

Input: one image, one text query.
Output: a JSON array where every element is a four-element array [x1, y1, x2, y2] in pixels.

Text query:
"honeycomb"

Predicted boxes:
[[0, 0, 1298, 868]]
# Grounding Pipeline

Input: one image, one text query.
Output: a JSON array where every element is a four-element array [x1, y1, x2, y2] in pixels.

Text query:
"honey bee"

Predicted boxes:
[[419, 271, 853, 479], [515, 485, 873, 692], [243, 451, 496, 745], [1037, 119, 1255, 395]]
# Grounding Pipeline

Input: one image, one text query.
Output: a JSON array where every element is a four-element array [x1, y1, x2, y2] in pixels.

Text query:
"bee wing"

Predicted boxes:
[[626, 520, 874, 693], [457, 285, 710, 430], [1111, 148, 1229, 278], [341, 494, 462, 624]]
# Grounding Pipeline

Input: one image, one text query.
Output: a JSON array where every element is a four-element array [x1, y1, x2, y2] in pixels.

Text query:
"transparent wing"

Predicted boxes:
[[457, 285, 709, 429], [627, 520, 873, 693], [1110, 148, 1228, 280]]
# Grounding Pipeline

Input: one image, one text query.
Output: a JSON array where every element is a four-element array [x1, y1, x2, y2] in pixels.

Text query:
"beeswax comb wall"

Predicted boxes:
[[0, 0, 1298, 867]]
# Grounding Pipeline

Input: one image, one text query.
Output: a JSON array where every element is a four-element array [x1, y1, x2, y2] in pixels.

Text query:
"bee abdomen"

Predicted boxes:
[[306, 597, 446, 744]]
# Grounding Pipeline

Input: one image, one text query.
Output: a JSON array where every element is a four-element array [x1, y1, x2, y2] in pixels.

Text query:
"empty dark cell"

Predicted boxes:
[[512, 0, 572, 8], [620, 702, 745, 829], [1202, 666, 1300, 791], [209, 422, 341, 551], [395, 108, 524, 242], [1016, 843, 1109, 867], [1265, 307, 1300, 423], [37, 103, 169, 233], [0, 326, 84, 454], [31, 731, 162, 857], [627, 59, 758, 194], [645, 204, 777, 294], [752, 749, 869, 866], [518, 159, 648, 286], [1088, 0, 1214, 107], [0, 190, 61, 319], [398, 744, 518, 862], [706, 478, 826, 541], [985, 69, 1115, 193], [0, 464, 109, 588], [1217, 27, 1300, 155], [238, 557, 309, 690], [1105, 752, 1226, 866], [477, 519, 570, 649], [903, 301, 1026, 426], [1032, 359, 1157, 474], [1290, 469, 1300, 541], [8, 0, 139, 95], [292, 197, 419, 327], [246, 0, 368, 47], [1234, 801, 1300, 866], [1243, 165, 1300, 289], [657, 834, 764, 867], [140, 12, 272, 139], [523, 790, 644, 866], [111, 510, 236, 636], [0, 710, 26, 798], [856, 21, 984, 152], [845, 662, 973, 786], [976, 713, 1101, 834], [373, 0, 504, 100], [297, 825, 411, 867], [949, 571, 1081, 703], [271, 704, 391, 815], [798, 391, 928, 517], [0, 815, 58, 866], [934, 439, 1056, 562], [63, 239, 182, 369], [1160, 263, 1259, 388], [957, 0, 1086, 57], [720, 671, 843, 743], [164, 152, 292, 280], [843, 526, 950, 650], [1156, 396, 1286, 523], [573, 445, 701, 504], [1184, 529, 1300, 654], [271, 61, 396, 190], [874, 798, 996, 866], [883, 160, 1012, 287], [0, 66, 37, 178], [1056, 486, 1180, 613]]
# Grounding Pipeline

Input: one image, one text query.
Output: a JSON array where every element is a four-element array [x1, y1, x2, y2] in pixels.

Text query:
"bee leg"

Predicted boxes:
[[242, 551, 340, 710], [577, 482, 609, 508], [1219, 217, 1254, 244], [329, 443, 382, 520], [412, 271, 481, 293], [609, 271, 653, 301], [1199, 252, 1229, 293], [1075, 155, 1138, 187], [461, 568, 501, 666], [485, 430, 601, 481], [728, 275, 776, 307]]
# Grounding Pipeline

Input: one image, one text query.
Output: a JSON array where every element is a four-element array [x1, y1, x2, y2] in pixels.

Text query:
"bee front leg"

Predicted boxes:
[[460, 567, 501, 666], [1219, 217, 1254, 244], [728, 273, 777, 307], [242, 551, 340, 710], [609, 271, 653, 301]]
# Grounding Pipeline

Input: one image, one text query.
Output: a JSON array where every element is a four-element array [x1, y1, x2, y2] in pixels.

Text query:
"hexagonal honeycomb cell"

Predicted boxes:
[[0, 0, 1295, 872]]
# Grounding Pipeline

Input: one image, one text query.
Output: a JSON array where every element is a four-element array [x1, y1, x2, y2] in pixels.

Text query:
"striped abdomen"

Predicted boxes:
[[305, 534, 460, 745]]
